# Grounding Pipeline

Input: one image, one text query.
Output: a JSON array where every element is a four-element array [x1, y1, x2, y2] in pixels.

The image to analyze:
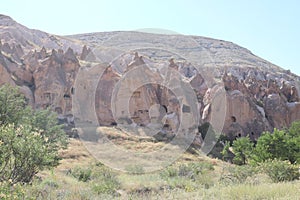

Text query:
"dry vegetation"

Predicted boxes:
[[2, 127, 299, 199]]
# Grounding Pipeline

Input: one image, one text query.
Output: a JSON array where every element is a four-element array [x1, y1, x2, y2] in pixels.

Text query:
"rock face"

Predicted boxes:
[[33, 48, 79, 115], [95, 66, 120, 125], [0, 14, 300, 141], [0, 52, 15, 86]]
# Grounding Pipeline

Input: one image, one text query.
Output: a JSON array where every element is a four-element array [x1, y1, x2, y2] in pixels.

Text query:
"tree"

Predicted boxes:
[[286, 121, 300, 164], [0, 84, 67, 184], [0, 85, 27, 126], [231, 136, 254, 165], [253, 129, 289, 163], [249, 122, 300, 164], [221, 141, 231, 161]]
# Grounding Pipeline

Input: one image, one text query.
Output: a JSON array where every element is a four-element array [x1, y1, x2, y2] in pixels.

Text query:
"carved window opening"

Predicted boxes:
[[64, 94, 71, 99], [55, 107, 63, 114], [133, 91, 141, 98], [231, 116, 237, 123], [44, 93, 51, 101], [111, 122, 117, 126], [182, 104, 191, 113], [163, 124, 170, 128], [71, 87, 75, 95]]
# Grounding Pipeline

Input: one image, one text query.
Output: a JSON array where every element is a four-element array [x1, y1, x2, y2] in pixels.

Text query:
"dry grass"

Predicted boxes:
[[24, 126, 300, 199], [97, 126, 165, 153], [58, 138, 95, 170]]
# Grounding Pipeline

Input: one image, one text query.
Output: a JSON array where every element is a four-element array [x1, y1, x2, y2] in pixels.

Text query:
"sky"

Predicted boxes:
[[1, 0, 300, 75]]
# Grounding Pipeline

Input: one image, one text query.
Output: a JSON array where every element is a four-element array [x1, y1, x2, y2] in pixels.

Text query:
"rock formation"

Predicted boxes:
[[0, 14, 300, 142]]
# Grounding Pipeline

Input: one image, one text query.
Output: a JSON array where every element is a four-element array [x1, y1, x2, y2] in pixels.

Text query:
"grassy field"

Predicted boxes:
[[2, 134, 299, 200]]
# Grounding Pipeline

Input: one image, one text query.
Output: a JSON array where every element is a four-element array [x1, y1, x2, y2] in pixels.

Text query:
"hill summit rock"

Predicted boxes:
[[0, 14, 299, 142]]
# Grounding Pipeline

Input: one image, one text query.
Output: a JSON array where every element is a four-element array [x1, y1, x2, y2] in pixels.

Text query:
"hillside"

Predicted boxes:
[[0, 13, 300, 150], [0, 14, 300, 199]]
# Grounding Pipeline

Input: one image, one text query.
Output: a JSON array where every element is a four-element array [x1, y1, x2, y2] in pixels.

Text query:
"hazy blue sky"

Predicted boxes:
[[2, 0, 299, 75]]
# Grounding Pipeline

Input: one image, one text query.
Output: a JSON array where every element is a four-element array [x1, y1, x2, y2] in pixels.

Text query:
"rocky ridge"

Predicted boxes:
[[0, 14, 299, 142]]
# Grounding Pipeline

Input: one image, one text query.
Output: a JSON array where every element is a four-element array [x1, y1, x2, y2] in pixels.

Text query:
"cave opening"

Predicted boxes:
[[231, 116, 237, 123]]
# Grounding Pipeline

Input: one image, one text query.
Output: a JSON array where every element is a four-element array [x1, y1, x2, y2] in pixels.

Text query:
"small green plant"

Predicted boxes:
[[42, 179, 59, 188], [160, 162, 214, 181], [232, 136, 254, 165], [160, 166, 178, 178], [92, 181, 119, 195], [70, 167, 92, 182], [0, 181, 26, 199], [91, 167, 120, 195], [221, 141, 231, 161], [67, 164, 121, 195], [262, 159, 300, 182], [220, 165, 258, 184]]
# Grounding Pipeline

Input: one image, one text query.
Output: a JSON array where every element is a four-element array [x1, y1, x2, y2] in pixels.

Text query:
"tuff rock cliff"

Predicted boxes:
[[0, 14, 299, 141]]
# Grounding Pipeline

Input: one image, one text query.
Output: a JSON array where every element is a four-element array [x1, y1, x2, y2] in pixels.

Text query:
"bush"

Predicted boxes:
[[160, 162, 214, 180], [0, 85, 27, 126], [207, 133, 235, 160], [160, 166, 178, 178], [70, 167, 92, 182], [160, 162, 215, 191], [68, 164, 120, 195], [253, 129, 289, 163], [285, 121, 300, 164], [232, 137, 254, 165], [0, 124, 59, 183], [91, 180, 119, 195], [220, 165, 258, 184], [262, 160, 300, 183], [223, 121, 300, 166], [0, 181, 26, 199], [91, 167, 120, 195], [0, 85, 67, 184], [252, 123, 300, 164]]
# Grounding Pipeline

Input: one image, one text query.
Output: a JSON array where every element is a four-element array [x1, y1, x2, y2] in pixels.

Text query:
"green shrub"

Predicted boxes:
[[0, 85, 27, 126], [0, 85, 67, 184], [91, 167, 120, 195], [159, 162, 215, 191], [161, 162, 214, 181], [70, 167, 92, 182], [160, 166, 178, 178], [220, 165, 258, 184], [262, 160, 300, 182], [0, 124, 61, 184], [223, 121, 300, 166], [221, 141, 233, 162], [285, 121, 300, 164], [67, 164, 120, 195], [0, 181, 26, 199], [209, 134, 231, 159], [42, 178, 59, 188], [232, 136, 254, 165], [253, 125, 300, 164], [92, 180, 119, 195], [253, 129, 289, 163]]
